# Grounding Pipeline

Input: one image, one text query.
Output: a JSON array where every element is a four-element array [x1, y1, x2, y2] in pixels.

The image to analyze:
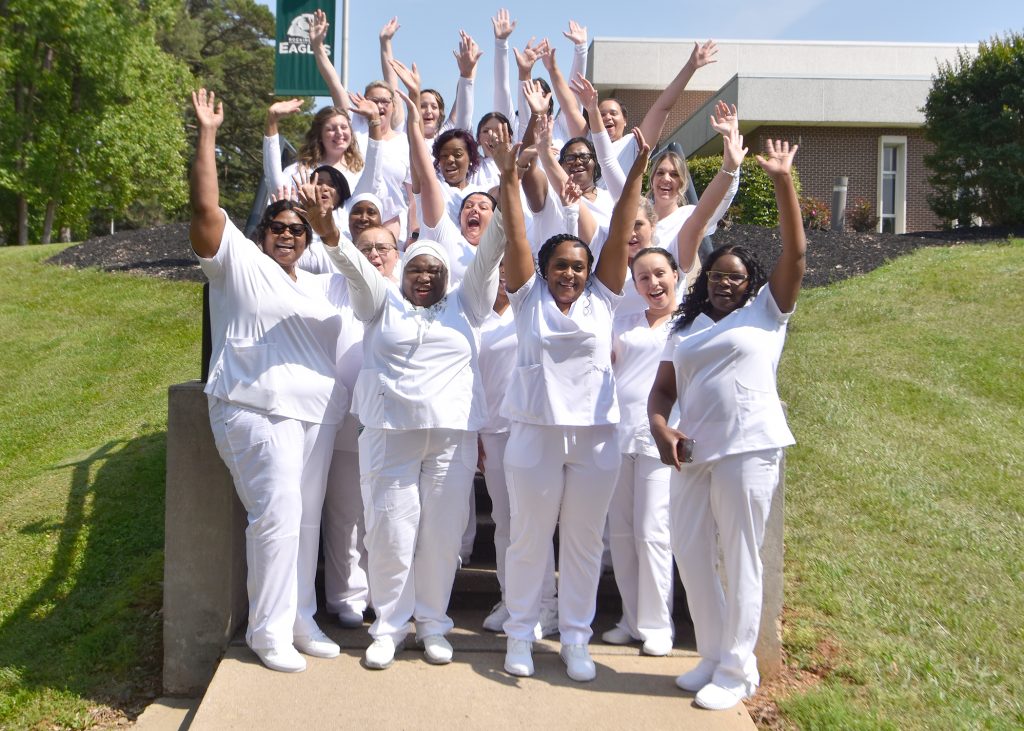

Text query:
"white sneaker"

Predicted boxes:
[[252, 645, 306, 673], [293, 628, 340, 659], [534, 605, 558, 639], [421, 634, 453, 665], [483, 601, 509, 632], [559, 643, 596, 682], [601, 625, 635, 645], [364, 636, 404, 669], [336, 607, 364, 629], [641, 636, 674, 656], [694, 681, 754, 710], [504, 638, 534, 677], [675, 659, 717, 692]]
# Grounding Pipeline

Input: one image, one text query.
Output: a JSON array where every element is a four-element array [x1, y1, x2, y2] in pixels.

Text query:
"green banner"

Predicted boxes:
[[274, 1, 337, 96]]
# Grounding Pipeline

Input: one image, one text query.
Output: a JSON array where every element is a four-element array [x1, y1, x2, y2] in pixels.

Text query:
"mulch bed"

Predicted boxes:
[[46, 220, 1022, 288]]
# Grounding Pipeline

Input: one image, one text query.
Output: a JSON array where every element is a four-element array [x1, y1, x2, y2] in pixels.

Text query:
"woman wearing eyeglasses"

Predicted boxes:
[[189, 90, 352, 673], [648, 139, 806, 711]]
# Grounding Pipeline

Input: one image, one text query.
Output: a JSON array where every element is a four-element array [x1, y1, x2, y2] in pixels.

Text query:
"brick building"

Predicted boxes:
[[588, 38, 975, 233]]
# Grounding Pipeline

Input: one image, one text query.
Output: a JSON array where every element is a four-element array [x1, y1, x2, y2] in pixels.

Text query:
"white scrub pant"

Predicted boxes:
[[208, 397, 336, 651], [359, 427, 477, 642], [503, 423, 620, 645], [322, 444, 369, 617], [608, 452, 674, 645], [671, 448, 781, 693], [480, 431, 556, 606]]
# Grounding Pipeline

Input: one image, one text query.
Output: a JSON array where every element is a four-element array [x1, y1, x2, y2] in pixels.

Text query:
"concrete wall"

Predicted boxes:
[[163, 381, 247, 695]]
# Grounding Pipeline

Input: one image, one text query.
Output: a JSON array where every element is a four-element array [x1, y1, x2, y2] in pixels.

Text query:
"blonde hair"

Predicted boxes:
[[647, 150, 689, 207], [298, 106, 364, 173]]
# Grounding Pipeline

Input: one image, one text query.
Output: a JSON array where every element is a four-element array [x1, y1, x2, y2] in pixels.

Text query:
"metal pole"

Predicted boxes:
[[831, 176, 848, 231], [341, 0, 348, 89]]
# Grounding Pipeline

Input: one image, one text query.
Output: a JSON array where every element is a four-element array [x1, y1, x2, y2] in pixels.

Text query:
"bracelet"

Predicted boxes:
[[368, 119, 382, 128], [720, 166, 740, 178]]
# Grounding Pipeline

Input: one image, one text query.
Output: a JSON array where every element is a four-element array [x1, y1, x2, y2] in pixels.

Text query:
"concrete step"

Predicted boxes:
[[180, 604, 755, 731]]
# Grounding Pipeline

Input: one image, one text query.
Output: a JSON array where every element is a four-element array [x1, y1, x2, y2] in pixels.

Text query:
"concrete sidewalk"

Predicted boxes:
[[138, 570, 756, 731]]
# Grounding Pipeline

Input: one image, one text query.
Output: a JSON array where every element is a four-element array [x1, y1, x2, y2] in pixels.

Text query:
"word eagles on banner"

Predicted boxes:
[[279, 12, 331, 55]]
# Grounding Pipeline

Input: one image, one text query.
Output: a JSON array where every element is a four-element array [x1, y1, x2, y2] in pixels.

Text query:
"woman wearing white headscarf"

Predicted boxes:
[[300, 122, 517, 672]]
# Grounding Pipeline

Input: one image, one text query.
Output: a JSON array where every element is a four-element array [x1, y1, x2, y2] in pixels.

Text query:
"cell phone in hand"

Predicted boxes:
[[677, 437, 695, 464]]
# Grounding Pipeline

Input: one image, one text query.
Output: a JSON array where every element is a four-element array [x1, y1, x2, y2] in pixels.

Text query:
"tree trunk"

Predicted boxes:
[[17, 196, 29, 245], [59, 226, 72, 243], [41, 199, 57, 244]]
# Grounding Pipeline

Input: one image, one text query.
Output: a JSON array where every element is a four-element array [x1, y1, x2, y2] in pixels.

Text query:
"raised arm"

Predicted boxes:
[[534, 109, 567, 203], [637, 40, 717, 146], [758, 140, 805, 313], [263, 99, 304, 191], [491, 8, 516, 118], [570, 73, 625, 197], [512, 38, 544, 142], [540, 45, 585, 139], [461, 128, 513, 322], [594, 128, 651, 294], [378, 17, 404, 130], [310, 9, 348, 110], [189, 89, 226, 258], [348, 92, 385, 197], [448, 30, 482, 130], [493, 124, 532, 294], [394, 77, 445, 228], [674, 106, 748, 273], [563, 19, 588, 84]]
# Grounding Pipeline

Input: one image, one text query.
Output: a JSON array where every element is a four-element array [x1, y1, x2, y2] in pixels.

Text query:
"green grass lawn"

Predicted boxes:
[[0, 244, 201, 728], [777, 240, 1024, 729], [0, 239, 1020, 729]]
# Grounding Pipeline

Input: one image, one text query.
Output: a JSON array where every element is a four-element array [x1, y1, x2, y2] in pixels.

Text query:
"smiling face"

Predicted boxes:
[[706, 253, 751, 320], [543, 240, 590, 312], [349, 200, 382, 237], [320, 114, 352, 160], [632, 250, 678, 314], [420, 91, 442, 138], [628, 204, 655, 262], [598, 99, 626, 141], [560, 141, 596, 190], [261, 209, 308, 274], [460, 193, 494, 246], [651, 155, 686, 207], [437, 137, 470, 187], [403, 254, 448, 307]]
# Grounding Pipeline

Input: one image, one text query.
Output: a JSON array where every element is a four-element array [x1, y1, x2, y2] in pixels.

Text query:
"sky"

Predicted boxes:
[[259, 0, 1019, 112]]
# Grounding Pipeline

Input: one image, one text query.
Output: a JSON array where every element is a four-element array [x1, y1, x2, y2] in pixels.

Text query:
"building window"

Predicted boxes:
[[878, 136, 907, 234]]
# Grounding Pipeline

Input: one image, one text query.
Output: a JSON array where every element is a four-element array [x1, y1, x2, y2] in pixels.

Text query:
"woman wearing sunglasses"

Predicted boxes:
[[189, 90, 354, 673], [648, 139, 806, 711]]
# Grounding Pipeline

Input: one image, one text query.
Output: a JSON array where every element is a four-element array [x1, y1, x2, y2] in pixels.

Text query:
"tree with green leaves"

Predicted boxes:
[[160, 0, 314, 224], [0, 0, 192, 244], [923, 31, 1024, 227]]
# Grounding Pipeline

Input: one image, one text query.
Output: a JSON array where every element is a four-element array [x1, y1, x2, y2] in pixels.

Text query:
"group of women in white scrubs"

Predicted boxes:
[[188, 6, 807, 714]]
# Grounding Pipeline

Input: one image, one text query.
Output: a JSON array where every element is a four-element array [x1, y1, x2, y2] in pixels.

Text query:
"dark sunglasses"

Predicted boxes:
[[268, 221, 307, 237]]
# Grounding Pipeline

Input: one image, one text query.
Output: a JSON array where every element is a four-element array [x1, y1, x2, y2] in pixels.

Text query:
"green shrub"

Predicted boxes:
[[800, 194, 831, 230], [848, 197, 879, 232], [686, 155, 801, 227]]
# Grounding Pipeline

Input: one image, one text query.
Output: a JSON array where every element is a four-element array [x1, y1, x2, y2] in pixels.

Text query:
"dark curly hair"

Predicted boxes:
[[432, 128, 481, 179], [559, 137, 602, 185], [673, 244, 768, 332], [254, 200, 312, 246], [537, 233, 595, 280]]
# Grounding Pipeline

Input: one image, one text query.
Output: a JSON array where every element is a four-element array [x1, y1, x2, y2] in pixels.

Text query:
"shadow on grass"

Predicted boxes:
[[0, 433, 167, 720]]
